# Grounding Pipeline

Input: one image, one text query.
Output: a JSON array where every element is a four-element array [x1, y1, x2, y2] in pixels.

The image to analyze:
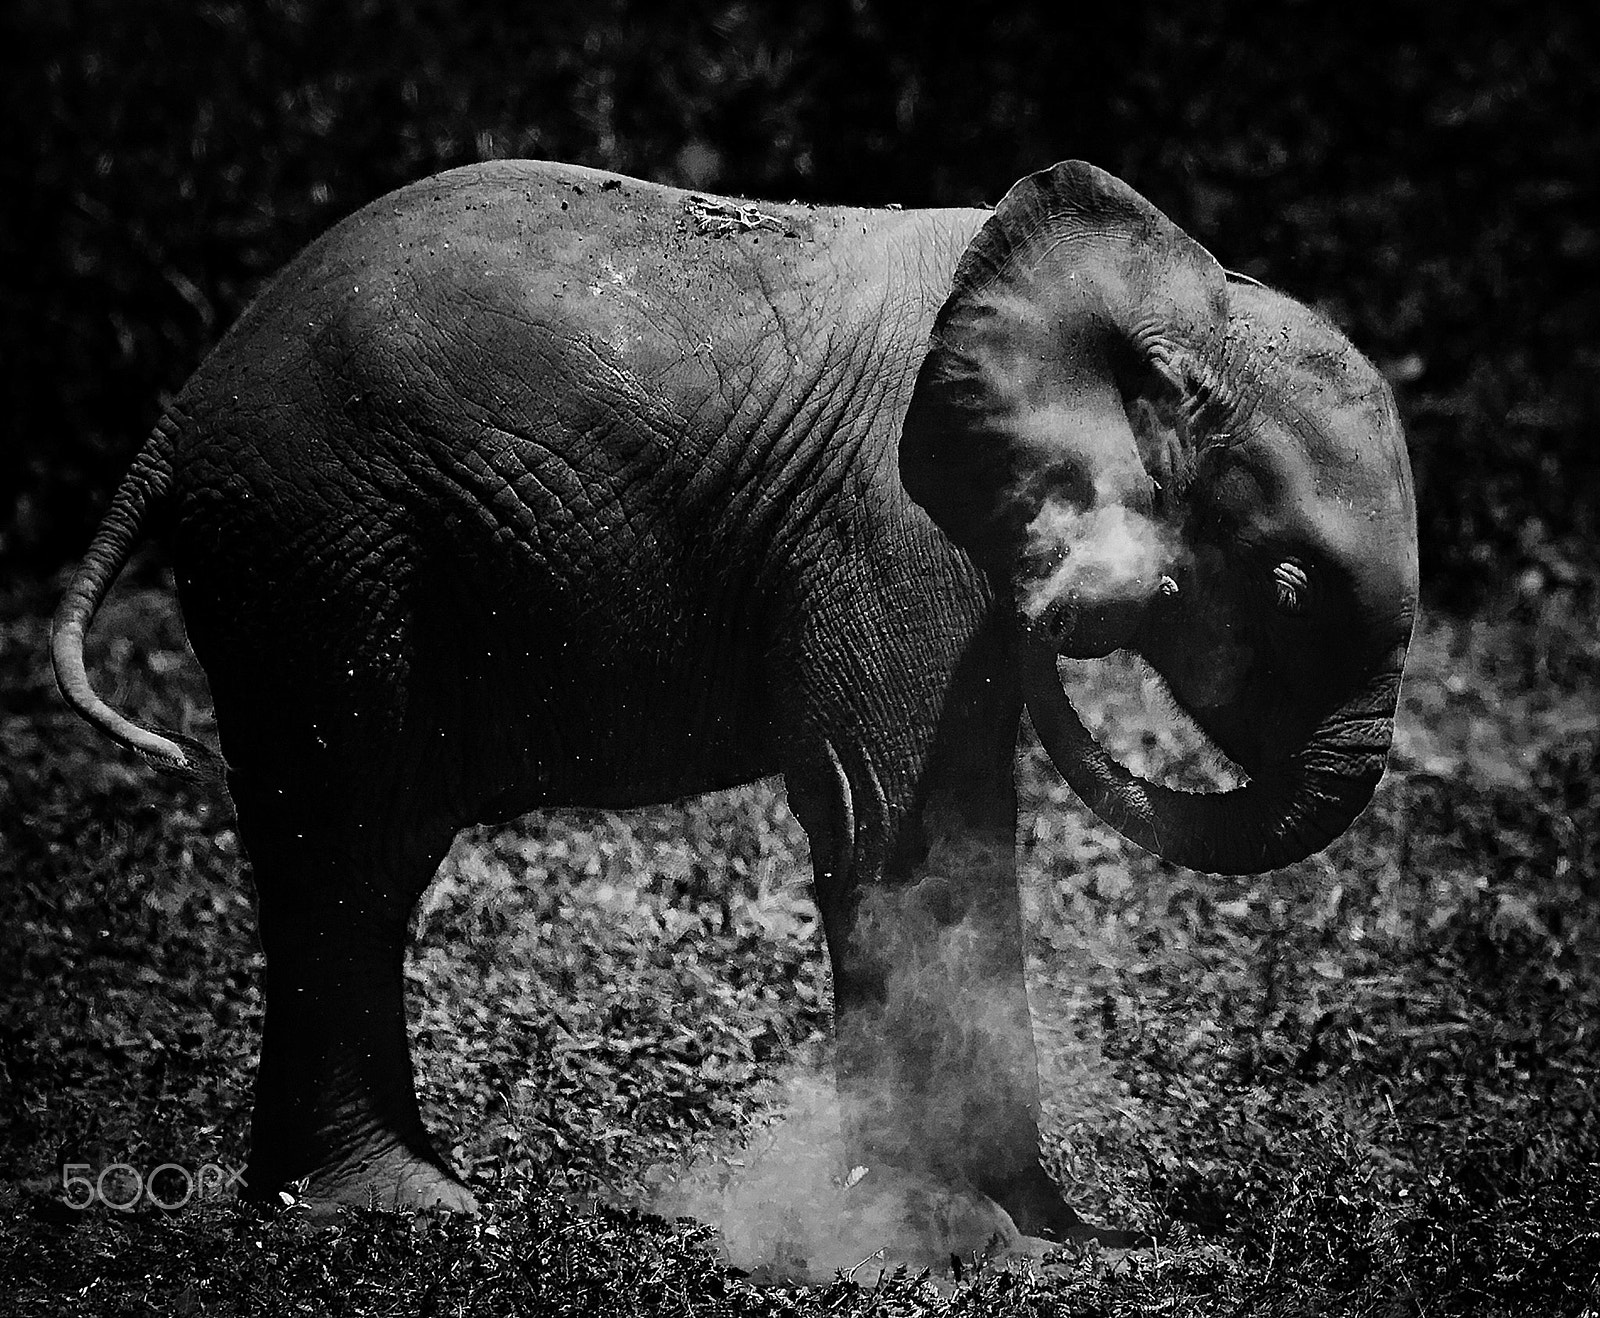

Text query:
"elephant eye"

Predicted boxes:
[[1271, 558, 1312, 614]]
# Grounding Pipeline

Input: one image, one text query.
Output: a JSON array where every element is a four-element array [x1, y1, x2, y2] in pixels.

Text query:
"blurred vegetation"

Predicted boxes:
[[4, 0, 1597, 607]]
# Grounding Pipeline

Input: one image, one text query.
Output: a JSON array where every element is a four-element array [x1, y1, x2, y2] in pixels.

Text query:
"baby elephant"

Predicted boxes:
[[55, 160, 1417, 1243]]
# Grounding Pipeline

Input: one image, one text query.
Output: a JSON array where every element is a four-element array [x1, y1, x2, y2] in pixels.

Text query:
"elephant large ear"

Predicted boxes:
[[899, 161, 1230, 577]]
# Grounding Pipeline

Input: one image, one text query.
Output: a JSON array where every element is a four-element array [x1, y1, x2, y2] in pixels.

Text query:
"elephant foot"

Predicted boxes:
[[249, 1139, 477, 1218], [844, 1170, 1023, 1263], [741, 1167, 1147, 1286], [735, 1169, 1021, 1286], [986, 1162, 1149, 1249]]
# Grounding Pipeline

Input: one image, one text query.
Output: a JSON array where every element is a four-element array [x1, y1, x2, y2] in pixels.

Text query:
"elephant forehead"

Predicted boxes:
[[1211, 291, 1418, 626], [1222, 406, 1415, 572], [1232, 393, 1405, 518], [1224, 292, 1412, 521]]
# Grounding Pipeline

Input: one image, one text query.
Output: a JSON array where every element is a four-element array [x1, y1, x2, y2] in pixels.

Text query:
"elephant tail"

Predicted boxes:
[[51, 418, 220, 782]]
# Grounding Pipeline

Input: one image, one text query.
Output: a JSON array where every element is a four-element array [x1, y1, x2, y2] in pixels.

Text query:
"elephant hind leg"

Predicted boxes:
[[227, 764, 472, 1213], [185, 548, 517, 1211]]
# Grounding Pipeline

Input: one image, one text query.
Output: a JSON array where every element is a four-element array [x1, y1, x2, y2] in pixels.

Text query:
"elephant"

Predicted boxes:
[[53, 159, 1418, 1244]]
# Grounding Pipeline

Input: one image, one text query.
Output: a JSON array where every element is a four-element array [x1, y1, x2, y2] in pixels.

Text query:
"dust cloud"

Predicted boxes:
[[644, 1068, 1050, 1285], [1019, 498, 1177, 629], [640, 877, 1078, 1284]]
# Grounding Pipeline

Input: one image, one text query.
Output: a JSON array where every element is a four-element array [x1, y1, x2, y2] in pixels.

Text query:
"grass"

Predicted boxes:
[[2, 566, 1598, 1314]]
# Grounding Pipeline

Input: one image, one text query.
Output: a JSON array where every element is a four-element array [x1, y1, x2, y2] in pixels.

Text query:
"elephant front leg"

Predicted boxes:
[[822, 780, 1082, 1242], [795, 622, 1114, 1247]]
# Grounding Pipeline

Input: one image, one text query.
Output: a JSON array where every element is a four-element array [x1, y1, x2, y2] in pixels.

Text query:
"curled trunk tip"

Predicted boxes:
[[1019, 641, 1397, 875]]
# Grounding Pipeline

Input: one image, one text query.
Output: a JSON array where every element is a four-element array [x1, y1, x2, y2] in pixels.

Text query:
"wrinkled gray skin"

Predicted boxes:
[[54, 160, 1418, 1236]]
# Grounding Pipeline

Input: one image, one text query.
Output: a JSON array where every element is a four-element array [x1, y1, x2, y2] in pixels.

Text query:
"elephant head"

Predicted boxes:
[[900, 161, 1418, 875]]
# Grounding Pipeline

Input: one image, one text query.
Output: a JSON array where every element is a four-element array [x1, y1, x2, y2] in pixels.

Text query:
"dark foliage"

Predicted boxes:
[[5, 0, 1598, 607]]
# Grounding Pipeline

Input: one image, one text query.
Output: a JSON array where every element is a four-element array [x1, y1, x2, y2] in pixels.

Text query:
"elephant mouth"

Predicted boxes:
[[1073, 647, 1250, 782], [1022, 592, 1152, 662], [1018, 633, 1397, 876]]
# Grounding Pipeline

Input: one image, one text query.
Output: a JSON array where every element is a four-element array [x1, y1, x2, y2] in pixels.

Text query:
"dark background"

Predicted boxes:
[[6, 7, 1600, 1308], [5, 0, 1597, 610]]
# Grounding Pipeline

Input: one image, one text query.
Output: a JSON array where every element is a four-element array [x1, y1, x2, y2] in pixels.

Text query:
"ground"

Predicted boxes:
[[1, 566, 1596, 1315]]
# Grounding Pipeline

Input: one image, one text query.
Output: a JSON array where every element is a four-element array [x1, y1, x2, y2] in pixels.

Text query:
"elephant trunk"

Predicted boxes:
[[1019, 641, 1399, 875]]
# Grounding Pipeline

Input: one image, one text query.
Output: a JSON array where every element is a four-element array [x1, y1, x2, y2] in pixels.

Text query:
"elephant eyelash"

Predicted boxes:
[[1271, 559, 1312, 614]]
